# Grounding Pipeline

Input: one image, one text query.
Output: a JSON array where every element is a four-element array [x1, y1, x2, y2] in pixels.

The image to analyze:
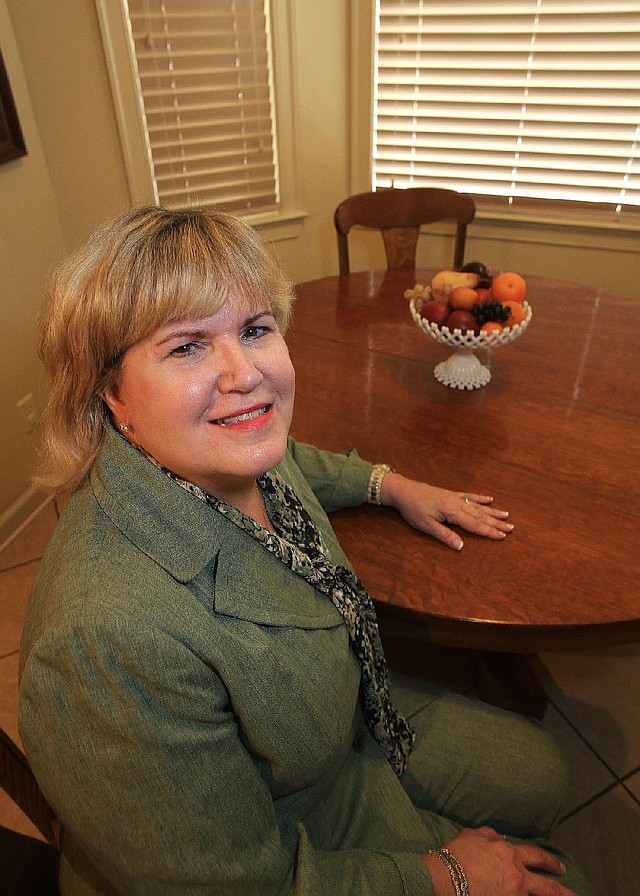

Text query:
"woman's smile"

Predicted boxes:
[[212, 403, 272, 427]]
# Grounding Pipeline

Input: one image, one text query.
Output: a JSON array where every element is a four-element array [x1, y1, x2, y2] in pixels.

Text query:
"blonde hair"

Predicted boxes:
[[36, 205, 294, 494]]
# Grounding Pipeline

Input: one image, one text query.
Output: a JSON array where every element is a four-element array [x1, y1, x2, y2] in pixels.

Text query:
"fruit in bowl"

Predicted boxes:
[[444, 309, 477, 334], [460, 260, 493, 289], [419, 299, 450, 327], [407, 264, 532, 389], [449, 286, 478, 310], [428, 269, 480, 301], [491, 271, 527, 304], [405, 263, 529, 335]]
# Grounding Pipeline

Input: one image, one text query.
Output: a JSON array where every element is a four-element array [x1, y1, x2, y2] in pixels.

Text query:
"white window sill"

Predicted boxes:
[[246, 209, 308, 243], [476, 203, 640, 236]]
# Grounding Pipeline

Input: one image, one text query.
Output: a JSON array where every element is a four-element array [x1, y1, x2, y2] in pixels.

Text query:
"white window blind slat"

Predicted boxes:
[[154, 152, 275, 174], [374, 0, 640, 217], [157, 172, 277, 195], [149, 131, 273, 151], [161, 184, 278, 211], [154, 151, 275, 177], [145, 112, 273, 132], [136, 63, 269, 80], [123, 0, 279, 214], [141, 90, 271, 111]]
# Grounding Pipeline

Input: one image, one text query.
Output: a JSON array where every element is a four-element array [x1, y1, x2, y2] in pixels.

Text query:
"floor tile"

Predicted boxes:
[[533, 645, 640, 778], [541, 703, 616, 816], [0, 500, 57, 573], [0, 789, 43, 840], [550, 785, 640, 896], [0, 657, 47, 844], [0, 652, 21, 748], [623, 769, 640, 803], [0, 652, 41, 842], [0, 560, 39, 658]]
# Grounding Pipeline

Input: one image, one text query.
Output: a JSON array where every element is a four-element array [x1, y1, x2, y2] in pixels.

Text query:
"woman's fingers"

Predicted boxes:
[[452, 495, 514, 540], [437, 827, 579, 896], [519, 844, 567, 876], [458, 492, 496, 506], [380, 476, 515, 548]]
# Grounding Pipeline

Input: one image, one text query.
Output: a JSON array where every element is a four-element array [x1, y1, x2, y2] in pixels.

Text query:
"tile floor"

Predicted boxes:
[[1, 500, 639, 895]]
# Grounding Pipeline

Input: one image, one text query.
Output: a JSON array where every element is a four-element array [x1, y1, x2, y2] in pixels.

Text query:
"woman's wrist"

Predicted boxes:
[[377, 468, 405, 508], [425, 849, 469, 896], [421, 852, 457, 896], [366, 463, 393, 505]]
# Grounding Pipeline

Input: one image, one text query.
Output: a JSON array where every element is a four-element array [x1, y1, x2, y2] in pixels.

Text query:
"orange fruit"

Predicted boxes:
[[491, 272, 526, 304], [505, 302, 527, 328], [449, 286, 478, 310], [480, 321, 504, 336]]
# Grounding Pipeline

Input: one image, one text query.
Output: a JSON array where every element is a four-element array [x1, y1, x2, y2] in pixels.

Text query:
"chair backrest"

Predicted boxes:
[[0, 726, 59, 895], [334, 187, 476, 274]]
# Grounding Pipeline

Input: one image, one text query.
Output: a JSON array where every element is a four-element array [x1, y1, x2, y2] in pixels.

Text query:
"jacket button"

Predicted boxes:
[[353, 731, 367, 753]]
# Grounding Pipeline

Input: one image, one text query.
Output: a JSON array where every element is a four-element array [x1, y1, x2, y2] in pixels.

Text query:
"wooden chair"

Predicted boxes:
[[0, 726, 59, 895], [334, 187, 476, 274]]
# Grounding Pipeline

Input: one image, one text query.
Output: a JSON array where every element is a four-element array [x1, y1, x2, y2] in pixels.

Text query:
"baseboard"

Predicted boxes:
[[0, 485, 53, 557]]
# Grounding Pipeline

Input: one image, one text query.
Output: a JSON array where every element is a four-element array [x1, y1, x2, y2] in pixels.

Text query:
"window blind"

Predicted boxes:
[[124, 0, 279, 213], [374, 0, 640, 217]]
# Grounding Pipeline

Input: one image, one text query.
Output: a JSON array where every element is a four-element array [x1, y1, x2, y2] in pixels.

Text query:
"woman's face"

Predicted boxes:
[[102, 297, 295, 501]]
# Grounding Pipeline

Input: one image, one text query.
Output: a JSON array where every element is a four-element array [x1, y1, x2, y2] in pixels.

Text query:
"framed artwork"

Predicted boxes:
[[0, 47, 26, 165]]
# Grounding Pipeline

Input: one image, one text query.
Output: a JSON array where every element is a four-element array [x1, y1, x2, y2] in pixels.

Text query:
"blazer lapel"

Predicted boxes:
[[92, 426, 342, 630]]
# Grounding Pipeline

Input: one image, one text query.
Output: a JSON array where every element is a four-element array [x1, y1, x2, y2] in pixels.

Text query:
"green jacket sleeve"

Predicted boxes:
[[284, 438, 372, 513]]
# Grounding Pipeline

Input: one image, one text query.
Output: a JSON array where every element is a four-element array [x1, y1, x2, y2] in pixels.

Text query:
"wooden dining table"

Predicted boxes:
[[286, 268, 640, 715]]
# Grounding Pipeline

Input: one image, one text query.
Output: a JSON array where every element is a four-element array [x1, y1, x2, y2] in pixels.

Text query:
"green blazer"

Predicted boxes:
[[19, 427, 433, 895]]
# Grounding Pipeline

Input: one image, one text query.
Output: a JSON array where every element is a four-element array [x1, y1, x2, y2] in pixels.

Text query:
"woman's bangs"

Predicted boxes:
[[138, 248, 274, 331], [154, 261, 231, 324]]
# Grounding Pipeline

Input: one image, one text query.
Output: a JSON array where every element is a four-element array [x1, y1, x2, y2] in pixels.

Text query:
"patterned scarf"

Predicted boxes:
[[146, 451, 415, 775]]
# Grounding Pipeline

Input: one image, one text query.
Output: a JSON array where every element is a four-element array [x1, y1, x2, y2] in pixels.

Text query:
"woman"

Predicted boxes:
[[19, 206, 590, 896]]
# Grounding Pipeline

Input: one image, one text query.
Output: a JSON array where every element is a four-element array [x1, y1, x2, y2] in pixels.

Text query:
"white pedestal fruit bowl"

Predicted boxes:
[[409, 291, 532, 390]]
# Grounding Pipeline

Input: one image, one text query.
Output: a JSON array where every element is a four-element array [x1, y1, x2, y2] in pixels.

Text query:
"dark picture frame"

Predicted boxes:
[[0, 47, 26, 165]]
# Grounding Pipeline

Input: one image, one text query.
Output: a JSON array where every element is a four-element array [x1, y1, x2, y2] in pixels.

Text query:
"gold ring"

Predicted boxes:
[[463, 495, 470, 505]]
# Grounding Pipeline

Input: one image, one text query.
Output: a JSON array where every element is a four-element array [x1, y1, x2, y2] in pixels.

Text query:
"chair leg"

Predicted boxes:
[[453, 224, 468, 269]]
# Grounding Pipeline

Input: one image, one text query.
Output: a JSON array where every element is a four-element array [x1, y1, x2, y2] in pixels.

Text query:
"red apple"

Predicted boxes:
[[445, 309, 478, 334], [420, 299, 450, 327], [474, 287, 491, 304]]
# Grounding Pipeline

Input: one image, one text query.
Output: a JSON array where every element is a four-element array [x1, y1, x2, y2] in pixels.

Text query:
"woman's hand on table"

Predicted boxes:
[[380, 473, 513, 551], [423, 826, 578, 896]]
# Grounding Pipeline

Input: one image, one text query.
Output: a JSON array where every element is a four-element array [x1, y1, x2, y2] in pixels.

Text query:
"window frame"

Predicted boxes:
[[95, 0, 306, 241], [350, 0, 640, 236]]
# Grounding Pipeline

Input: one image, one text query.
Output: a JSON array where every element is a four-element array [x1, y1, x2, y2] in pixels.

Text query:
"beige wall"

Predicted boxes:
[[6, 1, 131, 251], [1, 0, 638, 543], [0, 1, 67, 543]]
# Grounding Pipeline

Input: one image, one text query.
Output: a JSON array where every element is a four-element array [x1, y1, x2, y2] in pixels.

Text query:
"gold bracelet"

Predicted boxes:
[[428, 848, 470, 896], [366, 463, 392, 505]]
